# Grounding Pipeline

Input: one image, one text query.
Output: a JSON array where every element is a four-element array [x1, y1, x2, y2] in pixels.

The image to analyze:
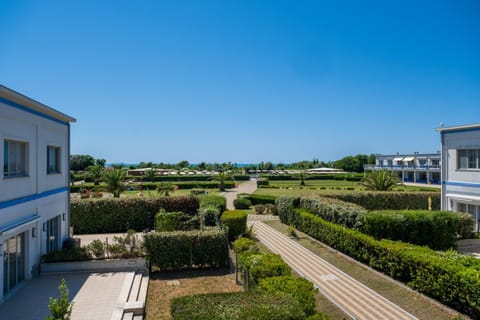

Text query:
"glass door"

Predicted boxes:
[[46, 216, 60, 253], [3, 232, 26, 295]]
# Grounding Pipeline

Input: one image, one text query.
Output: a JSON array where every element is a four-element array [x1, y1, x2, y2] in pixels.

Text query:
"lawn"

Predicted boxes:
[[263, 220, 468, 320], [121, 189, 222, 198]]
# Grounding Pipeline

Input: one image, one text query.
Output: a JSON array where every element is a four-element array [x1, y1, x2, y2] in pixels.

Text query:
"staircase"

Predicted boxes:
[[111, 271, 149, 320]]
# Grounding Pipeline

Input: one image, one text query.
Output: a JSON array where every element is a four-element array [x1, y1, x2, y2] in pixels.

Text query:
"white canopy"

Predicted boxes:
[[403, 157, 415, 161], [393, 157, 404, 161]]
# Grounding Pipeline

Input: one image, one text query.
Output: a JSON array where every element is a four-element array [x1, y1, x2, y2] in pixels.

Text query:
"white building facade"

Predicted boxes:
[[364, 153, 441, 184], [437, 123, 480, 232], [0, 85, 75, 301]]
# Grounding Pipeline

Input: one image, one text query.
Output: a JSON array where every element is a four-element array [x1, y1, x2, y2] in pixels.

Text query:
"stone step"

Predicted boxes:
[[128, 273, 143, 302], [121, 312, 134, 320]]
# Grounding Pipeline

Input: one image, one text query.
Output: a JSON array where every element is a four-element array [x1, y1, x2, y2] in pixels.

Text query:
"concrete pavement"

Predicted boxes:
[[250, 220, 418, 320], [222, 179, 257, 210]]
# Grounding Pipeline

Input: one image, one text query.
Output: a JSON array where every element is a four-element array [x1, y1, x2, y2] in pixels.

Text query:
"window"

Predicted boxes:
[[47, 146, 61, 174], [3, 140, 28, 177], [458, 149, 480, 169]]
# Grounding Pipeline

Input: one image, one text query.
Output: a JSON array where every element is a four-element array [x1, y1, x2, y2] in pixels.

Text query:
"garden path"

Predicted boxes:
[[249, 220, 419, 320], [222, 179, 257, 210]]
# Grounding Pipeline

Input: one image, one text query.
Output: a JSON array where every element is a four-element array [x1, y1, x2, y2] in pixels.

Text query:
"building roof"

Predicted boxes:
[[0, 84, 76, 123], [435, 123, 480, 133]]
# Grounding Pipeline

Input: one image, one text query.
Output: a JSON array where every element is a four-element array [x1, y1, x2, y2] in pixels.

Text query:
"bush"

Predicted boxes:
[[258, 275, 318, 316], [170, 291, 306, 320], [238, 253, 291, 287], [71, 197, 199, 234], [244, 194, 277, 205], [155, 211, 195, 232], [256, 179, 270, 187], [279, 206, 480, 318], [255, 205, 266, 214], [198, 205, 221, 227], [232, 237, 258, 254], [322, 191, 441, 210], [358, 210, 474, 250], [199, 195, 227, 213], [42, 247, 92, 262], [233, 198, 252, 209], [144, 227, 228, 271], [190, 188, 207, 196], [221, 210, 248, 240]]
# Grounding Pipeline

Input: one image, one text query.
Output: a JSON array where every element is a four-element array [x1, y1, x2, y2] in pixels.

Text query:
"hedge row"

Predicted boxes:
[[70, 181, 235, 193], [243, 194, 277, 205], [358, 210, 474, 250], [144, 227, 228, 271], [233, 198, 252, 209], [278, 206, 480, 318], [322, 191, 440, 210], [262, 173, 363, 181], [238, 252, 291, 287], [199, 195, 227, 213], [137, 174, 249, 182], [70, 197, 199, 234], [221, 210, 248, 240], [170, 291, 307, 320]]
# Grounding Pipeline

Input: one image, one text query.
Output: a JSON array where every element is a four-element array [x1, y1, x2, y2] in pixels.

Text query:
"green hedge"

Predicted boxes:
[[258, 275, 318, 316], [155, 211, 199, 231], [170, 291, 306, 320], [71, 197, 199, 234], [221, 210, 248, 240], [137, 175, 249, 182], [257, 179, 270, 187], [233, 198, 252, 209], [244, 194, 277, 205], [232, 237, 258, 254], [144, 227, 228, 271], [238, 252, 291, 287], [358, 210, 474, 250], [199, 195, 227, 213], [279, 206, 480, 318], [138, 181, 235, 190], [322, 191, 440, 210]]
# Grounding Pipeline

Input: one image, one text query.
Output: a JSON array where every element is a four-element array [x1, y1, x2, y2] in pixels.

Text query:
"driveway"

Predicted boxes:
[[222, 179, 257, 210]]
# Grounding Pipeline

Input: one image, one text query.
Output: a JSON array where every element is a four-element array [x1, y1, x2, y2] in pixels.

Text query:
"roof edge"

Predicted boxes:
[[435, 123, 480, 132], [0, 85, 76, 123]]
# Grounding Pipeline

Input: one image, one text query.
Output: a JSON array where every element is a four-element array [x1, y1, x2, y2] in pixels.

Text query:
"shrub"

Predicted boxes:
[[144, 227, 228, 271], [155, 211, 192, 232], [198, 205, 221, 227], [199, 195, 227, 213], [190, 188, 207, 196], [358, 210, 474, 250], [221, 210, 248, 240], [280, 207, 480, 318], [87, 239, 105, 258], [267, 203, 278, 215], [256, 179, 270, 187], [170, 291, 306, 320], [233, 198, 252, 209], [71, 197, 199, 234], [42, 247, 92, 263], [244, 194, 277, 205], [258, 275, 318, 316], [255, 204, 266, 214], [322, 191, 440, 210], [238, 253, 291, 287], [232, 237, 258, 254]]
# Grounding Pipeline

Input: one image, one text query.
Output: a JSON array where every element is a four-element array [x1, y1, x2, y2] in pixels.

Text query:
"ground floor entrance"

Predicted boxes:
[[3, 232, 26, 296]]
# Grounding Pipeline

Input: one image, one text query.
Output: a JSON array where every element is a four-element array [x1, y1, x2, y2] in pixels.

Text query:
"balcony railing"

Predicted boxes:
[[364, 164, 440, 171]]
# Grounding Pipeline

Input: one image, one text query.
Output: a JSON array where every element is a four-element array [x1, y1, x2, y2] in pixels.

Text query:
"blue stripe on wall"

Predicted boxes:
[[0, 187, 69, 209], [443, 181, 480, 188], [0, 97, 68, 126]]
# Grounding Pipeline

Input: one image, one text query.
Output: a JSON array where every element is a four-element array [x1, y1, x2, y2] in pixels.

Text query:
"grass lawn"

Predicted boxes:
[[263, 220, 468, 320], [145, 269, 242, 320]]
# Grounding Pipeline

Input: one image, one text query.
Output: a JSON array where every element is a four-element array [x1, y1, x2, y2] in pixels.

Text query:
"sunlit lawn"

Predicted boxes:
[[121, 189, 222, 198]]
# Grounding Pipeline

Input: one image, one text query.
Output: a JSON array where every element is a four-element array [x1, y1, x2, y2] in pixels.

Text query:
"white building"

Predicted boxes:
[[437, 123, 480, 232], [364, 153, 441, 184], [0, 85, 75, 301]]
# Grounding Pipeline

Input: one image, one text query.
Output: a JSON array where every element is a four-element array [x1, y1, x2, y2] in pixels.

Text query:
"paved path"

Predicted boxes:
[[250, 221, 418, 320], [0, 272, 128, 320], [222, 179, 257, 210]]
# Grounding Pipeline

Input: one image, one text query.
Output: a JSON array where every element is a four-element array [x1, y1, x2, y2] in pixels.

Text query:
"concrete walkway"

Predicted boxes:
[[222, 179, 257, 210], [250, 221, 418, 320], [0, 272, 128, 320]]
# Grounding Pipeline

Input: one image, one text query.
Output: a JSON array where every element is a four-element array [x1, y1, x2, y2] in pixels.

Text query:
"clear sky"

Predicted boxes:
[[1, 1, 479, 164]]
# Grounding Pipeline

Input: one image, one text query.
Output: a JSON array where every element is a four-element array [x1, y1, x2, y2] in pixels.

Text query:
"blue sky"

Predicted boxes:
[[1, 1, 479, 163]]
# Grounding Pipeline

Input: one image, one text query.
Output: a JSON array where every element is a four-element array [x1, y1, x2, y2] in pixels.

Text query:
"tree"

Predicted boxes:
[[46, 278, 74, 320], [157, 182, 175, 197], [144, 169, 156, 182], [70, 154, 95, 171], [176, 160, 190, 169], [86, 165, 104, 185], [104, 168, 126, 197], [210, 171, 233, 191], [361, 169, 401, 191]]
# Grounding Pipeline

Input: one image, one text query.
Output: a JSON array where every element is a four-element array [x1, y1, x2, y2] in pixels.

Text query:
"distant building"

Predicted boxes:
[[364, 153, 441, 184], [436, 123, 480, 232], [0, 85, 75, 301]]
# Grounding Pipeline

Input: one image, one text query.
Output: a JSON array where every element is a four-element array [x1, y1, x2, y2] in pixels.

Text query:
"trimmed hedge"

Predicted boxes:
[[170, 291, 306, 320], [221, 210, 248, 240], [232, 237, 258, 254], [137, 175, 249, 182], [259, 275, 318, 316], [155, 211, 199, 231], [199, 195, 227, 213], [233, 198, 252, 209], [138, 181, 235, 190], [238, 252, 291, 287], [144, 227, 228, 271], [322, 191, 440, 210], [358, 210, 474, 250], [244, 194, 277, 205], [278, 205, 480, 318], [71, 197, 199, 234]]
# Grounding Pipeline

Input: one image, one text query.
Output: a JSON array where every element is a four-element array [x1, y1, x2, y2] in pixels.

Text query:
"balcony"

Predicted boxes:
[[364, 164, 440, 171]]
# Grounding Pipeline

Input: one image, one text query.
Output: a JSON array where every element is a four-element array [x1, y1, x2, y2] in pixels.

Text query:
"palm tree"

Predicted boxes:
[[156, 182, 175, 197], [210, 171, 234, 191], [361, 169, 401, 191], [144, 169, 156, 182], [104, 168, 126, 197], [87, 165, 104, 185]]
